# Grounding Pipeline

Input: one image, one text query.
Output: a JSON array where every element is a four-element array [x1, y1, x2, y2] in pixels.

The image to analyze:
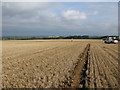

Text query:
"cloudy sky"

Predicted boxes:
[[2, 2, 118, 36]]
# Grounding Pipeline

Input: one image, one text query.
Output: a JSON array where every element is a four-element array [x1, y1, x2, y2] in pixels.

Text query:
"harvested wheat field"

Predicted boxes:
[[2, 39, 119, 88]]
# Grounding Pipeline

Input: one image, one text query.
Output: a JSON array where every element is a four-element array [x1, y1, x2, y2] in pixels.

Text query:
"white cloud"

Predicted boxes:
[[62, 10, 87, 20], [2, 2, 62, 17], [2, 2, 53, 11], [2, 2, 117, 36]]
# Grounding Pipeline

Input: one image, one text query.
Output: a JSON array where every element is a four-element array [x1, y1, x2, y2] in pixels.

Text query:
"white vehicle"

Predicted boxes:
[[104, 40, 113, 43], [104, 37, 118, 44]]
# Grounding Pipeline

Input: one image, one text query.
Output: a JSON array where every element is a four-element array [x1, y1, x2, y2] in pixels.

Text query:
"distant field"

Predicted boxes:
[[2, 39, 118, 88]]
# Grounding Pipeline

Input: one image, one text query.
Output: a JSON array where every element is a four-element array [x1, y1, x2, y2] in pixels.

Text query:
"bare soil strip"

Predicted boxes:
[[63, 44, 90, 88]]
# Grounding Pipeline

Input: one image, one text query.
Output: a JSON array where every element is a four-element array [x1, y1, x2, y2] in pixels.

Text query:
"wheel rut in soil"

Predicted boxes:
[[62, 44, 90, 88]]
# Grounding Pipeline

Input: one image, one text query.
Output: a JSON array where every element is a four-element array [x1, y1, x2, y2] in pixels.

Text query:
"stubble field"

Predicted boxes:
[[2, 39, 119, 88]]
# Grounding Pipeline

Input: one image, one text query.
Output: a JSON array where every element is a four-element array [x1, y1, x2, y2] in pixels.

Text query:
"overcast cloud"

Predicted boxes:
[[2, 2, 118, 36]]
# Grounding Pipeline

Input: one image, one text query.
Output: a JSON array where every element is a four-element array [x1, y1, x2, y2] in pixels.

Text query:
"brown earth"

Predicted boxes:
[[2, 40, 119, 88]]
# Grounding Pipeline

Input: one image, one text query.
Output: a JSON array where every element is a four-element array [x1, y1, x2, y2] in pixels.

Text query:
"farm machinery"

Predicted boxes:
[[104, 36, 119, 44]]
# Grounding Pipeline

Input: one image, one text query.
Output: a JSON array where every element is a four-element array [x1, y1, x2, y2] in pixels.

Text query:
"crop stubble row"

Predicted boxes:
[[86, 43, 118, 88]]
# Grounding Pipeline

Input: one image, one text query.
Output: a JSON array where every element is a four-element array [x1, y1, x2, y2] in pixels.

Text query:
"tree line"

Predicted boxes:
[[2, 35, 118, 40]]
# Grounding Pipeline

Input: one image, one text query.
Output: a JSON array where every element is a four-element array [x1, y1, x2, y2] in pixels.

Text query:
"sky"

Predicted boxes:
[[2, 2, 118, 36]]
